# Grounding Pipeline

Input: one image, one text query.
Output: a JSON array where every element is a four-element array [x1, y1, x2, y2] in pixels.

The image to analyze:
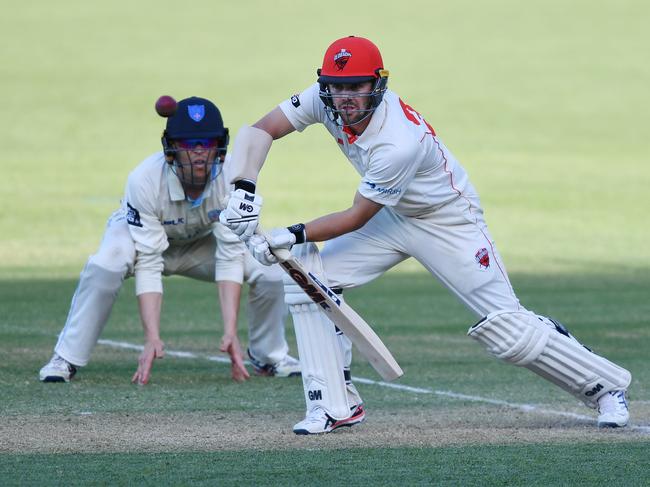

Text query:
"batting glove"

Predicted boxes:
[[246, 224, 307, 266], [219, 184, 263, 241], [247, 234, 277, 266]]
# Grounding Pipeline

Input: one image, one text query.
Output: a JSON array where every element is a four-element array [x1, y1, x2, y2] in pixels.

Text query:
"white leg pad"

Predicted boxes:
[[468, 310, 631, 407], [284, 243, 351, 420]]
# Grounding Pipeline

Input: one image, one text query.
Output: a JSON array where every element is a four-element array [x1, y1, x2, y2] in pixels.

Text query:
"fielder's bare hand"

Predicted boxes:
[[219, 334, 250, 382], [131, 338, 165, 385]]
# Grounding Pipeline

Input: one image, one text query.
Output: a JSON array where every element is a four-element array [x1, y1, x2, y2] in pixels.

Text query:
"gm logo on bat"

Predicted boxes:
[[280, 262, 341, 311]]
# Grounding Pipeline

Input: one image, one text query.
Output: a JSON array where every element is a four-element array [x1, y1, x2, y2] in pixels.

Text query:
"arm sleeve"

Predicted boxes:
[[214, 223, 246, 284], [278, 83, 325, 132], [358, 142, 423, 207], [124, 171, 169, 295]]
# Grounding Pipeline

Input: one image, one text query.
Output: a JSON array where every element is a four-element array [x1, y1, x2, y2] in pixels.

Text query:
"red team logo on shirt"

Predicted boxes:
[[334, 49, 352, 70], [475, 248, 490, 269]]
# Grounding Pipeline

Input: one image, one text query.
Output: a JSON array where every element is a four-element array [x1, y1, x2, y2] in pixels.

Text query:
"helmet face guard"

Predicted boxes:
[[317, 72, 388, 127], [316, 36, 389, 127], [165, 142, 227, 189]]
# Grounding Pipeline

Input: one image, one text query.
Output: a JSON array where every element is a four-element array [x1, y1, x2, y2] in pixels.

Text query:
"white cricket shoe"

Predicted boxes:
[[597, 390, 629, 428], [247, 349, 301, 377], [39, 354, 77, 383], [293, 404, 366, 435], [273, 354, 301, 378]]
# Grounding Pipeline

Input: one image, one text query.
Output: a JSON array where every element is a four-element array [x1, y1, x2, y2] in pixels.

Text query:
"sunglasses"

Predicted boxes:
[[175, 138, 220, 150]]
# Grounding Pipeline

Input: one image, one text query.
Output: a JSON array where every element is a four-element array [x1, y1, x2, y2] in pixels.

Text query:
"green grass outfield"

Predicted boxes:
[[2, 0, 649, 485]]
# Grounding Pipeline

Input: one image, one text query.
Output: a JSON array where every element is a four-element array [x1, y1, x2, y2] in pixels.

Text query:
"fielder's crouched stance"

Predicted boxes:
[[39, 96, 299, 385], [221, 36, 632, 432]]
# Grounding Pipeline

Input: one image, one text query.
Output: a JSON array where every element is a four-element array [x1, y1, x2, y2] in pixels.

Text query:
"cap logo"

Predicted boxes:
[[187, 104, 205, 122], [333, 49, 352, 70]]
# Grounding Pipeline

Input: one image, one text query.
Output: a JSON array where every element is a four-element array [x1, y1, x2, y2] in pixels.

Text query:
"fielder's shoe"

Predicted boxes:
[[39, 354, 77, 383], [597, 390, 629, 428], [247, 349, 301, 378], [293, 404, 365, 435]]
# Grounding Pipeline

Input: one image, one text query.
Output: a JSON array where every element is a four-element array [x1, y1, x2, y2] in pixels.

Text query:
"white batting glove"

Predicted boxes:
[[246, 225, 307, 266], [247, 234, 278, 266], [219, 188, 263, 241]]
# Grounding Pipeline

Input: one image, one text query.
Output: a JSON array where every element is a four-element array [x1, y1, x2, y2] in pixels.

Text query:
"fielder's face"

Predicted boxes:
[[327, 82, 374, 127], [172, 139, 220, 189]]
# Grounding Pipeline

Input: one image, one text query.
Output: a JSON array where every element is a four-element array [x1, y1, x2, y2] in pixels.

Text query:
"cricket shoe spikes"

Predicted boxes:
[[597, 390, 629, 428], [293, 404, 365, 435], [39, 353, 77, 382], [247, 349, 301, 377]]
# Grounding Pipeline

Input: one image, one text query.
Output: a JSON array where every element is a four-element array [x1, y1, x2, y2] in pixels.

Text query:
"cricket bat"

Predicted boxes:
[[265, 235, 403, 382]]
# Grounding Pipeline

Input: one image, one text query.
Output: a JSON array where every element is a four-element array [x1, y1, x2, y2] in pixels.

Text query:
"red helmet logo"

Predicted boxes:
[[333, 49, 352, 70], [318, 36, 384, 82]]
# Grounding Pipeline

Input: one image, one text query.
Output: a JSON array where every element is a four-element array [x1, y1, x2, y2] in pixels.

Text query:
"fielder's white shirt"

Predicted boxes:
[[279, 84, 472, 217], [123, 152, 245, 294]]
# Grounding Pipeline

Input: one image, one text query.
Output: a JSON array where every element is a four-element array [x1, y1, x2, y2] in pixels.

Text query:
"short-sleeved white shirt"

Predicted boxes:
[[279, 83, 471, 217], [122, 152, 245, 294]]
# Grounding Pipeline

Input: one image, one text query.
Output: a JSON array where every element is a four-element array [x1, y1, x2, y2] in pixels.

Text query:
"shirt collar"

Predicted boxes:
[[343, 100, 387, 150], [166, 164, 186, 201]]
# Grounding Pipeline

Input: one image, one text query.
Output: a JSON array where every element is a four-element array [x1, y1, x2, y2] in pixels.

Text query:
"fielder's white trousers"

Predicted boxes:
[[55, 211, 289, 366]]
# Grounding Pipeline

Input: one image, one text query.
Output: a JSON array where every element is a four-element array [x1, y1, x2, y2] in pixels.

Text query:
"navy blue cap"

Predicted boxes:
[[165, 97, 227, 139]]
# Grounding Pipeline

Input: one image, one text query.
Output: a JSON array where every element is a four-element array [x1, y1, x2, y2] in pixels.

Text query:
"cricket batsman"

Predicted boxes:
[[219, 36, 631, 434], [40, 96, 300, 384]]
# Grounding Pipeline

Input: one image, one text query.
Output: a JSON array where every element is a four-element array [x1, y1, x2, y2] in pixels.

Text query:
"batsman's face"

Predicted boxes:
[[328, 82, 374, 126], [172, 140, 219, 188]]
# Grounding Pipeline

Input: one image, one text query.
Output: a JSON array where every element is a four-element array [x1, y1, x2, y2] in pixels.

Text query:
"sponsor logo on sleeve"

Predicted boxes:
[[291, 94, 301, 108], [362, 181, 402, 196], [126, 202, 143, 227]]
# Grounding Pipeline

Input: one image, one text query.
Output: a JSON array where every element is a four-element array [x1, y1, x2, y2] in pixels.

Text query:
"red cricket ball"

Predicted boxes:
[[155, 95, 177, 118]]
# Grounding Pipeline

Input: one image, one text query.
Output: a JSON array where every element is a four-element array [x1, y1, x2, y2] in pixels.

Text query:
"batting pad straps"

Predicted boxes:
[[228, 125, 273, 184], [468, 310, 631, 408]]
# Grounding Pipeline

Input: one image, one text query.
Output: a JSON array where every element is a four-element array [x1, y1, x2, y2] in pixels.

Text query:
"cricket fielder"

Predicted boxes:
[[40, 96, 300, 384], [220, 37, 631, 434]]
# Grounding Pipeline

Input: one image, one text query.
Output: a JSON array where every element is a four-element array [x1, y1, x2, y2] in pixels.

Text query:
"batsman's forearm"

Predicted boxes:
[[304, 193, 383, 242], [305, 210, 365, 242], [137, 292, 163, 341]]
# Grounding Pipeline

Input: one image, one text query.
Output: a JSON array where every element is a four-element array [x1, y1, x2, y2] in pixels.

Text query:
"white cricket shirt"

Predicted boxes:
[[279, 83, 471, 217], [123, 152, 245, 294]]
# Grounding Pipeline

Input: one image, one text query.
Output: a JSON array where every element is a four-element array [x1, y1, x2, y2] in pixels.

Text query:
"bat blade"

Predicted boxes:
[[277, 251, 403, 381]]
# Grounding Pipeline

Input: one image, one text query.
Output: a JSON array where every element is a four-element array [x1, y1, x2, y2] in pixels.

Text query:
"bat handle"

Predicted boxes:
[[254, 226, 293, 263]]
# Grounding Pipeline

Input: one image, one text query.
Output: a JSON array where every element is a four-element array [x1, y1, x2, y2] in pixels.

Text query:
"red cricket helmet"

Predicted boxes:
[[316, 36, 389, 127], [317, 36, 385, 84]]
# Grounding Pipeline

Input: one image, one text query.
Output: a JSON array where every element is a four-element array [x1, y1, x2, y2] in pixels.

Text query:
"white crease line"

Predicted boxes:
[[98, 339, 650, 434]]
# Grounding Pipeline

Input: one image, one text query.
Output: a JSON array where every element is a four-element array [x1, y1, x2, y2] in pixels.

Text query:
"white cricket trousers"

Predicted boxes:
[[321, 193, 521, 317], [55, 211, 289, 366]]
